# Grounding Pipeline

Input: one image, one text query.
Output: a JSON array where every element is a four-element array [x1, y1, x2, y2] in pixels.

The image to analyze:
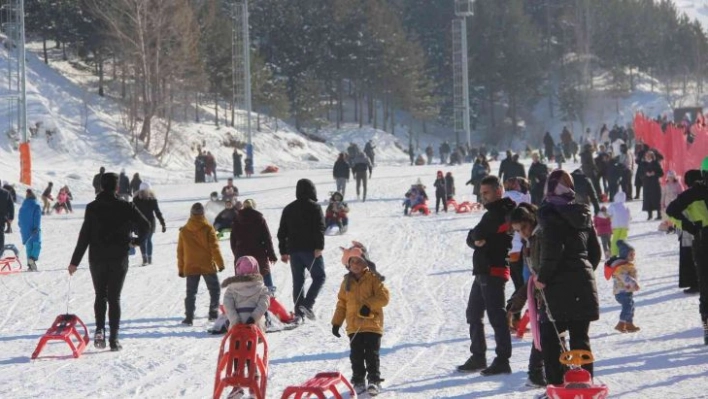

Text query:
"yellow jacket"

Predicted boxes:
[[332, 270, 389, 335], [177, 215, 225, 276]]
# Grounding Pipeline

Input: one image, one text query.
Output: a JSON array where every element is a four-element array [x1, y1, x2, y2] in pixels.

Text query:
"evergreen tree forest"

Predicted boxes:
[[23, 0, 708, 149]]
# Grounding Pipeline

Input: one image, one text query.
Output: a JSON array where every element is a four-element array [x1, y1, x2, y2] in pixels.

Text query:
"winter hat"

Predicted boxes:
[[330, 192, 343, 202], [190, 202, 205, 216], [139, 181, 151, 191], [616, 240, 634, 260], [544, 169, 575, 205], [235, 256, 260, 275], [341, 246, 366, 268], [243, 199, 256, 209]]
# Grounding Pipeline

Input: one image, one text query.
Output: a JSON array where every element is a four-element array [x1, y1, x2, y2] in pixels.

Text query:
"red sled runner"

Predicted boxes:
[[546, 350, 609, 399], [0, 244, 23, 275]]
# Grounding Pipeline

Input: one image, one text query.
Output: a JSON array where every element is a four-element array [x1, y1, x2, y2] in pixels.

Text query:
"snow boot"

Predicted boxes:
[[141, 256, 148, 266], [226, 387, 245, 399], [109, 339, 122, 352], [367, 381, 381, 396], [94, 329, 106, 349], [625, 322, 641, 332], [457, 355, 487, 373], [27, 258, 38, 272], [298, 305, 316, 321], [352, 381, 367, 394], [480, 358, 511, 376], [614, 321, 627, 333], [208, 311, 219, 322], [181, 317, 193, 326], [526, 368, 547, 388], [147, 256, 152, 265]]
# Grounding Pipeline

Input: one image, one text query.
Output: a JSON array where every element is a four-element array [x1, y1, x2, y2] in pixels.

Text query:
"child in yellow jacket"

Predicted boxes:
[[604, 240, 640, 333], [332, 246, 389, 396]]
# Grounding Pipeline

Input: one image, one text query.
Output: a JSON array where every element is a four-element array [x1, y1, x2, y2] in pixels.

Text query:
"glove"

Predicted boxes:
[[332, 325, 341, 338], [359, 305, 371, 317], [161, 224, 166, 233], [179, 272, 184, 278], [246, 317, 255, 325]]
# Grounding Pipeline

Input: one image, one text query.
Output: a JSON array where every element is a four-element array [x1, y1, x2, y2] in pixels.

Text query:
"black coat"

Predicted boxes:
[[434, 178, 447, 196], [466, 197, 515, 276], [445, 175, 455, 197], [70, 192, 150, 266], [118, 174, 131, 195], [233, 152, 243, 177], [132, 196, 165, 233], [571, 170, 600, 215], [537, 202, 601, 322], [498, 158, 512, 181], [2, 184, 16, 203], [580, 149, 596, 177], [231, 208, 277, 275], [333, 159, 351, 179], [641, 160, 663, 212], [130, 177, 142, 196], [277, 179, 326, 255], [506, 161, 526, 180], [0, 187, 14, 221], [92, 172, 103, 194]]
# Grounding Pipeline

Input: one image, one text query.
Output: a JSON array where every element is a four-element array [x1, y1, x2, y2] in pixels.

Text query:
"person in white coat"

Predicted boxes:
[[222, 256, 271, 334], [607, 191, 631, 257]]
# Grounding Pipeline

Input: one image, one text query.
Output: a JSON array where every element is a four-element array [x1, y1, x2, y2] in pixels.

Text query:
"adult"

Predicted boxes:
[[0, 183, 14, 251], [68, 172, 150, 351], [466, 156, 490, 203], [666, 158, 708, 345], [92, 166, 105, 195], [364, 140, 376, 166], [506, 154, 526, 181], [130, 173, 142, 197], [571, 169, 600, 215], [580, 144, 602, 197], [440, 141, 451, 165], [528, 153, 548, 206], [458, 175, 515, 375], [675, 170, 700, 294], [347, 143, 359, 162], [206, 151, 218, 183], [1, 180, 15, 233], [231, 199, 278, 290], [617, 144, 634, 199], [132, 182, 166, 266], [498, 150, 513, 183], [333, 153, 351, 198], [634, 143, 648, 199], [221, 178, 239, 203], [118, 169, 131, 201], [536, 170, 601, 386], [351, 151, 373, 202], [177, 202, 225, 325], [543, 132, 555, 161], [408, 144, 415, 166], [594, 148, 610, 196], [606, 156, 625, 202], [233, 148, 243, 178], [195, 153, 206, 183], [560, 126, 573, 160], [277, 179, 326, 321], [18, 189, 41, 271], [425, 145, 434, 165], [41, 182, 53, 215], [213, 199, 238, 233], [640, 151, 664, 220]]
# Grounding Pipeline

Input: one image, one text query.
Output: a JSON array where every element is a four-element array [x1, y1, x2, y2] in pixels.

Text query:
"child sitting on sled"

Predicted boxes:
[[325, 191, 350, 233], [403, 180, 428, 215], [332, 246, 390, 396], [604, 240, 640, 333]]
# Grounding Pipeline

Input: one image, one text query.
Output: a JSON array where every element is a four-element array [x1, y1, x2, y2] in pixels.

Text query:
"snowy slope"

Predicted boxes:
[[1, 158, 707, 399]]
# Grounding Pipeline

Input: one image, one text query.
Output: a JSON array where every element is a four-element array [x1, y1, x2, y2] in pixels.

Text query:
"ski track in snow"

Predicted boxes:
[[1, 161, 708, 398]]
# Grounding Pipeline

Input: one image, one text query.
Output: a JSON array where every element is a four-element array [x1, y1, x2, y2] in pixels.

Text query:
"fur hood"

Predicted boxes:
[[221, 273, 264, 288]]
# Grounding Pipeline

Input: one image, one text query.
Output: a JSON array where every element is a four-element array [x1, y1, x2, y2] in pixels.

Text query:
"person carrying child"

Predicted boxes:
[[331, 246, 390, 396], [604, 240, 640, 333], [607, 191, 631, 256], [325, 192, 350, 233], [594, 205, 613, 259], [433, 171, 448, 214]]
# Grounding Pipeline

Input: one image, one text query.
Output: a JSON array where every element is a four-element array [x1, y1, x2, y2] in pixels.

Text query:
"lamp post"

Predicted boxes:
[[453, 0, 473, 147]]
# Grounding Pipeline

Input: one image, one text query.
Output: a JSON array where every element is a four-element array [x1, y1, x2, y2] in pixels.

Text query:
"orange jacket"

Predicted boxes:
[[177, 215, 225, 276]]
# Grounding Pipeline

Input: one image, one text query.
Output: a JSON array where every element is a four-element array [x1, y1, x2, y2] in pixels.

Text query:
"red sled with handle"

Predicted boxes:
[[546, 350, 609, 399]]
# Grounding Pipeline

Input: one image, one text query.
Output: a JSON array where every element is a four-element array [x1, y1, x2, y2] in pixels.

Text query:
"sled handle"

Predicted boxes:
[[559, 350, 595, 366]]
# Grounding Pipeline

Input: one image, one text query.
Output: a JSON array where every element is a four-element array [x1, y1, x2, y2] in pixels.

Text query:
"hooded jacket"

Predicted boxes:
[[277, 179, 326, 255], [332, 269, 389, 336], [607, 192, 631, 229], [222, 274, 270, 333], [231, 207, 277, 275], [18, 197, 41, 244], [466, 197, 515, 278], [537, 202, 601, 322], [70, 191, 150, 267], [177, 215, 225, 276]]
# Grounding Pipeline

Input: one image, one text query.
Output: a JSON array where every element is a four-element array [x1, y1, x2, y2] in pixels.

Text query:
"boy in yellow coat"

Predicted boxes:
[[332, 246, 389, 396], [177, 203, 225, 326]]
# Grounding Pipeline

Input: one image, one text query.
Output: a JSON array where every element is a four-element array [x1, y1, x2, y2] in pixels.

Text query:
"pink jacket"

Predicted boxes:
[[594, 214, 612, 236]]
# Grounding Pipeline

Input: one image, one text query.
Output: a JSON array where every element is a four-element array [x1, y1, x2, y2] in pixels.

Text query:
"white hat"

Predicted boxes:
[[139, 182, 151, 191]]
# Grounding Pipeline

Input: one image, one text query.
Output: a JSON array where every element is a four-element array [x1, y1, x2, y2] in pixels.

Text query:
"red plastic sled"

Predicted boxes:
[[410, 203, 430, 215], [0, 244, 23, 275], [269, 297, 296, 323], [213, 325, 269, 399], [546, 350, 609, 399], [261, 165, 279, 174], [281, 372, 356, 399], [31, 314, 89, 359]]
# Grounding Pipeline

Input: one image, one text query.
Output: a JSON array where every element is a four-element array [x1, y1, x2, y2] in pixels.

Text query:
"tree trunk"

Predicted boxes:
[[382, 96, 388, 132], [215, 92, 219, 127], [372, 97, 377, 129], [230, 92, 235, 127], [353, 87, 358, 123], [368, 95, 374, 125], [358, 92, 363, 128], [98, 52, 105, 97], [488, 90, 496, 128], [62, 42, 67, 61], [121, 60, 127, 99], [42, 38, 48, 64], [257, 112, 261, 132], [390, 102, 395, 136], [195, 92, 200, 123]]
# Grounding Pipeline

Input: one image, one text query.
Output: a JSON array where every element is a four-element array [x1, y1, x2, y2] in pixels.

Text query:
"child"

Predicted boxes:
[[403, 181, 428, 215], [325, 192, 350, 232], [18, 189, 41, 271], [54, 187, 70, 214], [604, 240, 640, 332], [594, 206, 613, 259], [607, 191, 631, 256], [222, 256, 270, 399], [343, 241, 385, 281], [332, 247, 390, 396], [433, 171, 447, 213]]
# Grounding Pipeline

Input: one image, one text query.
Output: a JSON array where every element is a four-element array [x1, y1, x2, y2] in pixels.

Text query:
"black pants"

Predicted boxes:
[[540, 319, 592, 385], [355, 172, 368, 201], [466, 275, 511, 360], [528, 344, 544, 372], [290, 251, 326, 314], [90, 258, 129, 338], [185, 274, 221, 318], [0, 228, 4, 252], [435, 194, 447, 213], [694, 229, 708, 316], [349, 332, 382, 384], [509, 256, 524, 320]]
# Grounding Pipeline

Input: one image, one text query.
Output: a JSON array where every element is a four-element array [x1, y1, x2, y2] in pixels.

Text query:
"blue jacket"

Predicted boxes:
[[18, 197, 41, 244]]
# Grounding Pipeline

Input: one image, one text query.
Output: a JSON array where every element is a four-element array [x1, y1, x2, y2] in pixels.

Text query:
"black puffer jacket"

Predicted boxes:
[[132, 196, 165, 233], [333, 159, 351, 179], [537, 202, 601, 322], [70, 192, 150, 266], [466, 197, 515, 277], [277, 179, 326, 255]]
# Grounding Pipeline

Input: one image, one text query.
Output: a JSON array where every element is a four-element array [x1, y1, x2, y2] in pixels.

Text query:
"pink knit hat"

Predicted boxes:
[[235, 256, 260, 275]]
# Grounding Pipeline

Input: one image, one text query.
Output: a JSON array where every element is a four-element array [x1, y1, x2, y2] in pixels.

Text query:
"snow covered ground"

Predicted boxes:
[[1, 158, 707, 399]]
